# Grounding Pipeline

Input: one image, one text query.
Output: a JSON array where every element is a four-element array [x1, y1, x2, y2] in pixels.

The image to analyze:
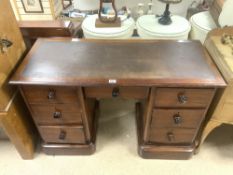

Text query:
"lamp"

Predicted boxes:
[[96, 0, 121, 27], [98, 0, 117, 23], [158, 0, 182, 25]]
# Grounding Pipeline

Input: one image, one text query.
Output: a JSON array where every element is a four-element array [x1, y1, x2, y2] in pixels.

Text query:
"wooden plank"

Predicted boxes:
[[0, 92, 37, 159], [0, 0, 25, 88]]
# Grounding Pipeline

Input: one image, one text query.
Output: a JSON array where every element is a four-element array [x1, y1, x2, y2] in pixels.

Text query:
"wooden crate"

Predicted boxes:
[[199, 27, 233, 148]]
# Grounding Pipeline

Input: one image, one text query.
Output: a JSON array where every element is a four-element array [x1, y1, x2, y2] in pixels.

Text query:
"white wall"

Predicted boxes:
[[73, 0, 203, 17]]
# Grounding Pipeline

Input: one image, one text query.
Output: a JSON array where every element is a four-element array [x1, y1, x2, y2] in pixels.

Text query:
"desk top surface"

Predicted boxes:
[[10, 38, 225, 87]]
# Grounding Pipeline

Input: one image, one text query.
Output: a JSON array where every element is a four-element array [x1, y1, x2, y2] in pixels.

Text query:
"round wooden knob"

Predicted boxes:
[[167, 132, 175, 142], [173, 113, 182, 124], [112, 87, 120, 98], [177, 93, 188, 104], [53, 111, 62, 119], [47, 90, 56, 99], [59, 130, 66, 140]]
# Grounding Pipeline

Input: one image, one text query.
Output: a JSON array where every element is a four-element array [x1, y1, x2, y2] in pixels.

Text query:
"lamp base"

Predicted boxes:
[[158, 3, 172, 25], [95, 17, 121, 28]]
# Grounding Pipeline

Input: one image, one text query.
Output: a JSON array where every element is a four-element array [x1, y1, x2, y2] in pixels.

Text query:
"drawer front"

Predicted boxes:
[[154, 88, 215, 108], [30, 104, 82, 125], [21, 28, 71, 38], [39, 126, 86, 144], [149, 128, 197, 144], [84, 87, 149, 99], [0, 0, 25, 88], [22, 86, 80, 104], [151, 109, 205, 129]]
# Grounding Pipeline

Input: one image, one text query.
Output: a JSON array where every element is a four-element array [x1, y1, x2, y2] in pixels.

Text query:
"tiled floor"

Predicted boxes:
[[0, 99, 233, 175]]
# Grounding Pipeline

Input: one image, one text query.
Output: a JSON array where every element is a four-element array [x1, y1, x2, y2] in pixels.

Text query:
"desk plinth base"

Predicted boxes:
[[136, 103, 195, 160], [138, 144, 194, 160], [42, 142, 96, 155]]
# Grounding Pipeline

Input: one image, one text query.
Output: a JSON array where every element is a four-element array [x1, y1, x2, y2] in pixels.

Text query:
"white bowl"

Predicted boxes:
[[190, 11, 217, 44], [136, 15, 191, 40], [82, 15, 135, 39]]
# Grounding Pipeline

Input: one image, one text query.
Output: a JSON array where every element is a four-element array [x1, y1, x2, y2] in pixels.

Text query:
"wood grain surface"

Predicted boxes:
[[150, 109, 206, 129], [10, 39, 225, 87], [38, 125, 86, 144], [0, 92, 37, 159], [0, 0, 25, 110], [149, 128, 197, 144], [153, 88, 216, 108], [30, 103, 83, 125]]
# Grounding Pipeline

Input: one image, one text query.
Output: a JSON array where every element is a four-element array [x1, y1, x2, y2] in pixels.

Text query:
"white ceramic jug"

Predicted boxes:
[[218, 0, 233, 27], [190, 11, 217, 44]]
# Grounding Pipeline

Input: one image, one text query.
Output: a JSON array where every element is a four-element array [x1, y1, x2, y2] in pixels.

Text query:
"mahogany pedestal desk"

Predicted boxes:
[[10, 39, 225, 160]]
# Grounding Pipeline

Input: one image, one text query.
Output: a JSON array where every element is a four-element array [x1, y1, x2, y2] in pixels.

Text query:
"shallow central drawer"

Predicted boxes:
[[84, 87, 149, 99], [38, 125, 86, 144], [22, 86, 80, 104], [30, 104, 82, 125], [154, 88, 215, 108], [151, 109, 205, 129], [149, 128, 197, 144]]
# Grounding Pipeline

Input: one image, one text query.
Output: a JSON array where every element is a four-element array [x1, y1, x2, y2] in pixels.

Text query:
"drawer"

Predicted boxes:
[[0, 2, 25, 89], [149, 128, 197, 144], [38, 126, 86, 144], [30, 104, 82, 125], [151, 109, 205, 129], [22, 86, 80, 104], [154, 88, 215, 108], [84, 87, 149, 99], [20, 28, 72, 38]]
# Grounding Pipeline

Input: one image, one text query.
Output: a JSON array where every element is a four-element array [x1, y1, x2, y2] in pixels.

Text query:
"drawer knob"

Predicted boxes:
[[59, 130, 66, 140], [112, 87, 120, 98], [173, 113, 182, 124], [53, 111, 62, 119], [0, 38, 13, 54], [47, 90, 56, 99], [167, 132, 175, 142], [177, 93, 188, 104]]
